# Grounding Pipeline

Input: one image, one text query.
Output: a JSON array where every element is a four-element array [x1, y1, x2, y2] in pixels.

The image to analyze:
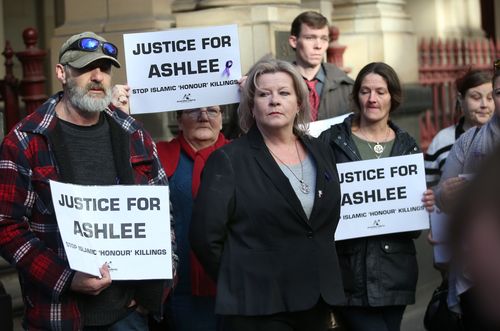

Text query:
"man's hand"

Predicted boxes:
[[238, 76, 247, 91], [70, 263, 112, 295], [111, 84, 131, 114]]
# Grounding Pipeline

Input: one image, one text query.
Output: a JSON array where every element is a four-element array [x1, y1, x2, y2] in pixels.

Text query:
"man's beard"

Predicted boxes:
[[66, 78, 112, 113]]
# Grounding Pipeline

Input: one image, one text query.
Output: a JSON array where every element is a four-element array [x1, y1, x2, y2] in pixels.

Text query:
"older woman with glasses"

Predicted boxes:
[[110, 84, 228, 330], [189, 57, 344, 331], [153, 106, 229, 331]]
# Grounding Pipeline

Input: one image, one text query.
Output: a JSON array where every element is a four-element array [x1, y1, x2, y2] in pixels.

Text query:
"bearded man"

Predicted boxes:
[[0, 31, 177, 331]]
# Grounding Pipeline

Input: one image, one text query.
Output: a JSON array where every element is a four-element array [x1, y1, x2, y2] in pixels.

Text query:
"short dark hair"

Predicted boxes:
[[290, 11, 329, 37], [456, 69, 492, 96], [455, 69, 492, 114], [351, 62, 402, 115]]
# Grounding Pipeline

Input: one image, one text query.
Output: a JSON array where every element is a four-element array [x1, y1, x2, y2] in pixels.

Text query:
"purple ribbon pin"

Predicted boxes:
[[222, 60, 233, 77]]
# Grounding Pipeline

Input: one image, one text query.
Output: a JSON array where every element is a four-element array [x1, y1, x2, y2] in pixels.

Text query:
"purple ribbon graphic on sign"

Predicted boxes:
[[222, 60, 233, 77]]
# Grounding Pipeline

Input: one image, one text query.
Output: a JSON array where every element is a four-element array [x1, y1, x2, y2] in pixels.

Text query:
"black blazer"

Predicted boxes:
[[190, 125, 345, 315]]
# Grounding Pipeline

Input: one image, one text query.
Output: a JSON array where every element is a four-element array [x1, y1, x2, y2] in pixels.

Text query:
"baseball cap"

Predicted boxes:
[[59, 31, 121, 68]]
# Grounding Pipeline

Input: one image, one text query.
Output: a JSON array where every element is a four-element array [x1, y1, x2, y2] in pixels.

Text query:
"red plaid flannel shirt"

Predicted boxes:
[[0, 92, 177, 330]]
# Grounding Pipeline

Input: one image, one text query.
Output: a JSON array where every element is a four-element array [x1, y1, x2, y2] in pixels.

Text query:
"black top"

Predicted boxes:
[[319, 115, 421, 307], [56, 114, 132, 326], [190, 125, 345, 315]]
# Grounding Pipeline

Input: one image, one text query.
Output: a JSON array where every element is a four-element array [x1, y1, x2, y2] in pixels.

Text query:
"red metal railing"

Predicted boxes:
[[0, 41, 20, 133], [418, 37, 500, 151], [17, 28, 47, 116], [0, 27, 47, 134], [327, 26, 351, 74]]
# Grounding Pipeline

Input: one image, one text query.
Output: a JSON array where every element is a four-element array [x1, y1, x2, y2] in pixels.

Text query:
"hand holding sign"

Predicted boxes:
[[71, 263, 111, 295], [50, 181, 173, 280], [111, 84, 131, 114], [421, 189, 435, 212], [335, 154, 429, 240], [429, 207, 451, 265]]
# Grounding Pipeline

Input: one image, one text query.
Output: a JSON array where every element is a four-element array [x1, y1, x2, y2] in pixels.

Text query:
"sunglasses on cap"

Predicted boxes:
[[61, 37, 118, 59]]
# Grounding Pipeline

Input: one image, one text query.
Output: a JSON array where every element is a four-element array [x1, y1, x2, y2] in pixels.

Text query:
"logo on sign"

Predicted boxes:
[[177, 93, 196, 104], [368, 219, 385, 229], [106, 261, 118, 272]]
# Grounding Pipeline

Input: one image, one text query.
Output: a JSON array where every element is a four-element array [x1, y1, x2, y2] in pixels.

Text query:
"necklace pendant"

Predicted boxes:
[[373, 143, 384, 155], [299, 180, 310, 194]]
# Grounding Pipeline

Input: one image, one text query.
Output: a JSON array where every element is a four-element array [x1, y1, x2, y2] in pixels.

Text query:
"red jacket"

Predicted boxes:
[[157, 132, 229, 296]]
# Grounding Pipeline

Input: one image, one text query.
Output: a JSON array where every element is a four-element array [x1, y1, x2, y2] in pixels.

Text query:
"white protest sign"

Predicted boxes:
[[430, 207, 451, 264], [50, 181, 172, 280], [306, 113, 352, 138], [335, 153, 429, 241], [123, 25, 241, 114]]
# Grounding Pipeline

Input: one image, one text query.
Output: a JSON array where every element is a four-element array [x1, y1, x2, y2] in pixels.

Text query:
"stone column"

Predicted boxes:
[[175, 0, 302, 73], [332, 0, 418, 83], [56, 0, 108, 35], [52, 0, 175, 89], [172, 0, 199, 12], [406, 0, 484, 39], [496, 2, 500, 41], [301, 0, 333, 21], [199, 0, 298, 8]]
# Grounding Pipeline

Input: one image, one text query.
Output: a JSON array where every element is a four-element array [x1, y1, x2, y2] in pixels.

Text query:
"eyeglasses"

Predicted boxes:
[[183, 108, 221, 119], [495, 59, 500, 71], [61, 37, 118, 59]]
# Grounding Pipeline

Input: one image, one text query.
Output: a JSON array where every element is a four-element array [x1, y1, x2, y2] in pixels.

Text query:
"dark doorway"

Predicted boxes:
[[481, 0, 496, 40]]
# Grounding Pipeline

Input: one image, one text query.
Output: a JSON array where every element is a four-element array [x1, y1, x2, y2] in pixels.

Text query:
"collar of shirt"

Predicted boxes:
[[294, 62, 326, 97], [315, 63, 326, 84], [312, 64, 326, 97]]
